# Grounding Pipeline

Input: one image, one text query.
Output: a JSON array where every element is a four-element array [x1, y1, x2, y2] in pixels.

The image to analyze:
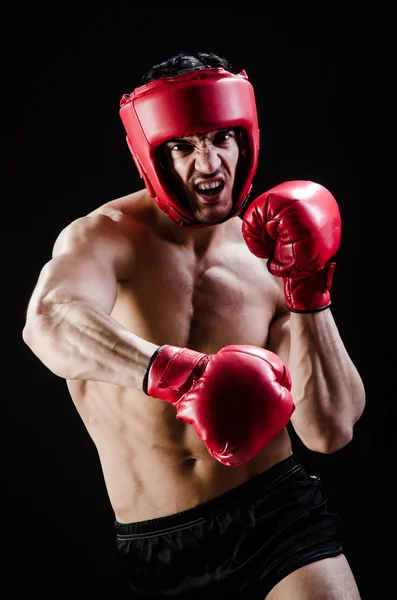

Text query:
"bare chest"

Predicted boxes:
[[112, 239, 279, 354]]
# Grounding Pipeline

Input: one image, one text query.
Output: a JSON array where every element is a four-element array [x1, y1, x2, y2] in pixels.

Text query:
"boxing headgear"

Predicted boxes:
[[119, 68, 260, 228]]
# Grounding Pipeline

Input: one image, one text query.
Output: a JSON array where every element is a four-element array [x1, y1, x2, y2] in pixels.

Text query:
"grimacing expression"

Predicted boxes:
[[159, 128, 240, 224]]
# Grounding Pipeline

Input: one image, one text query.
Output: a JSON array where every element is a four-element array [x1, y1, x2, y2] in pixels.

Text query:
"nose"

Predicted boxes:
[[194, 146, 222, 174]]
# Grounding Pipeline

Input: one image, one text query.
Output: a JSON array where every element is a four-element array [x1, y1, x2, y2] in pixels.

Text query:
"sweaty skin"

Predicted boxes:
[[23, 129, 365, 531], [26, 188, 292, 522]]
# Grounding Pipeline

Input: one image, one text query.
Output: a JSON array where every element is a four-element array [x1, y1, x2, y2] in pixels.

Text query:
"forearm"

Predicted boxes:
[[288, 309, 365, 453], [23, 295, 158, 389]]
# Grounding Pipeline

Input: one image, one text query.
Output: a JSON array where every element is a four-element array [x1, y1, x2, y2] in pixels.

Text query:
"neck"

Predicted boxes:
[[152, 201, 235, 252]]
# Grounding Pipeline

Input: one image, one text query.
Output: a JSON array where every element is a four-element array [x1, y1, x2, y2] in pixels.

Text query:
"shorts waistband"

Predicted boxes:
[[115, 454, 301, 538]]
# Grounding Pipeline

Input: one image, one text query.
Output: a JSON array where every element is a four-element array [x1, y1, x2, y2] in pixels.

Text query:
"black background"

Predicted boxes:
[[4, 4, 388, 598]]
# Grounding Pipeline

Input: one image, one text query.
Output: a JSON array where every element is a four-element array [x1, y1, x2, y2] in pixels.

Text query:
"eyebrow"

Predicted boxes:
[[166, 136, 190, 144], [166, 128, 234, 145]]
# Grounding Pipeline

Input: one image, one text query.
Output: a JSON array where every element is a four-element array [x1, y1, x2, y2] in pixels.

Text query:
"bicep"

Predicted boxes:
[[31, 213, 135, 315], [32, 253, 119, 315]]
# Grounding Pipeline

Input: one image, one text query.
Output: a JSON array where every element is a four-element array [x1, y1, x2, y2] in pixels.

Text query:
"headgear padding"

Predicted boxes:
[[120, 68, 260, 227]]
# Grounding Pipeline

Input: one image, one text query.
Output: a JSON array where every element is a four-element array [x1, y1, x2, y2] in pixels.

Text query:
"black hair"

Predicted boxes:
[[141, 50, 234, 84]]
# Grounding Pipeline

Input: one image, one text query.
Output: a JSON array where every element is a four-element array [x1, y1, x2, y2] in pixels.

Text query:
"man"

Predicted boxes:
[[22, 50, 366, 598]]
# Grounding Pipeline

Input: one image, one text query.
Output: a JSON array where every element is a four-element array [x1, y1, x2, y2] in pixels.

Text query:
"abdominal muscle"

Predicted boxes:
[[67, 379, 293, 524]]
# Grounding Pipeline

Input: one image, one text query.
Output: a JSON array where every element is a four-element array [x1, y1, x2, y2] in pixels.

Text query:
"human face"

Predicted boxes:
[[160, 128, 240, 224]]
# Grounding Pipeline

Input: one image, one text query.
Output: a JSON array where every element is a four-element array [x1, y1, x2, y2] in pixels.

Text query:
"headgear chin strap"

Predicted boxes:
[[119, 68, 260, 228]]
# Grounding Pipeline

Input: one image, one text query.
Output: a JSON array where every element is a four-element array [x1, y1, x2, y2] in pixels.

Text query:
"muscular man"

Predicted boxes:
[[22, 50, 366, 598]]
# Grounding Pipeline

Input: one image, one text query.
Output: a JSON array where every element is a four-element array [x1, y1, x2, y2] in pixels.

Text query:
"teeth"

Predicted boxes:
[[197, 181, 221, 190]]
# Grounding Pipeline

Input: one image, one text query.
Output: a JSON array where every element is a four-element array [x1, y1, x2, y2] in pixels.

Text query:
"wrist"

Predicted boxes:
[[143, 345, 208, 402], [283, 262, 335, 313], [142, 345, 168, 395]]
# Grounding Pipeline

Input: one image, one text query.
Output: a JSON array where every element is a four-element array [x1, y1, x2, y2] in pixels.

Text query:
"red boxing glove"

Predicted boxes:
[[143, 344, 294, 468], [241, 180, 341, 312]]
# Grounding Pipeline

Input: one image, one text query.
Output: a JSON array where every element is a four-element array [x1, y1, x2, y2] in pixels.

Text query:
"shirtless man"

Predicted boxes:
[[22, 50, 366, 598]]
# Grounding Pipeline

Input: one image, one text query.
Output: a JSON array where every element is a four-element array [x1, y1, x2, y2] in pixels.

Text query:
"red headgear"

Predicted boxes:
[[119, 68, 260, 227]]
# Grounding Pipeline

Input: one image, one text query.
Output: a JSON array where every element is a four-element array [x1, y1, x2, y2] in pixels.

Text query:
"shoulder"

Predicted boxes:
[[53, 189, 153, 257], [87, 189, 151, 221]]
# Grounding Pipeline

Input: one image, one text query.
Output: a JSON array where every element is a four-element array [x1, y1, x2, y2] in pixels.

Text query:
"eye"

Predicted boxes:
[[214, 130, 236, 145], [171, 143, 186, 151], [169, 142, 193, 155]]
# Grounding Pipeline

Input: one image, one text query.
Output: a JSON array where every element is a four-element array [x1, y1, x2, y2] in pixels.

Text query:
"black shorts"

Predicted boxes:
[[115, 454, 343, 599]]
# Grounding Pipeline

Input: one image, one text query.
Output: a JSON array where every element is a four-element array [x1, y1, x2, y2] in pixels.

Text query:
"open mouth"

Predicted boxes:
[[195, 180, 225, 198]]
